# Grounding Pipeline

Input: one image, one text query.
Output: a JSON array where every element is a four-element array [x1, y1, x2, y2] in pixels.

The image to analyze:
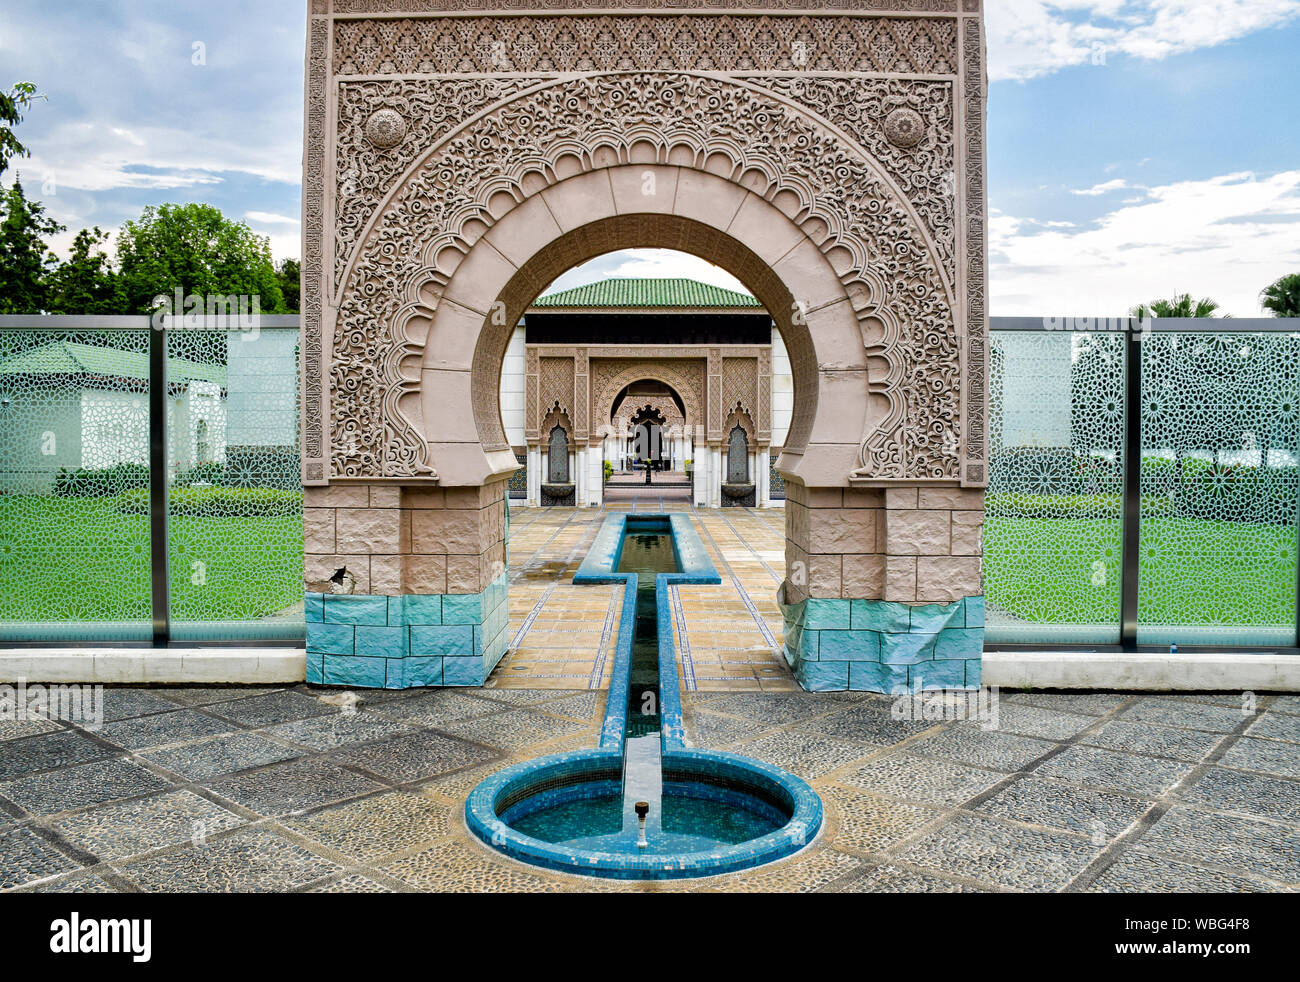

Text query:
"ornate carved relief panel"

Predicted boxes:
[[302, 0, 987, 487], [538, 357, 576, 433], [721, 357, 759, 438]]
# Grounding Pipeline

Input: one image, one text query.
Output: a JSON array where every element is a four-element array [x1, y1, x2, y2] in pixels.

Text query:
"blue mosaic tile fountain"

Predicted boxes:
[[465, 513, 823, 879]]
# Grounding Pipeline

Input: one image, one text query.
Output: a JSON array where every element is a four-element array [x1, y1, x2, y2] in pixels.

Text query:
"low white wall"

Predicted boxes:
[[0, 649, 305, 684], [983, 650, 1300, 692], [4, 647, 1295, 690], [771, 327, 792, 450]]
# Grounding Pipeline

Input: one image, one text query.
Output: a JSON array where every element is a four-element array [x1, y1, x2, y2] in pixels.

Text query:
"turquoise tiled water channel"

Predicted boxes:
[[465, 513, 822, 878]]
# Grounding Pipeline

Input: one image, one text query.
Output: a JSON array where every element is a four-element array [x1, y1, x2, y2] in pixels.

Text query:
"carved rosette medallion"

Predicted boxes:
[[884, 107, 925, 149], [364, 109, 407, 149]]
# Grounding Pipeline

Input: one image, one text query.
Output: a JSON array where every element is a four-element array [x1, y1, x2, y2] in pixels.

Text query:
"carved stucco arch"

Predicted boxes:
[[327, 70, 966, 487], [615, 395, 686, 441], [724, 405, 759, 449], [600, 367, 699, 438], [538, 405, 574, 450], [443, 202, 843, 486]]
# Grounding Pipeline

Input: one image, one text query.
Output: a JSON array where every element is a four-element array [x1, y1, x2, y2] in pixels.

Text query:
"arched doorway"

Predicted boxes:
[[728, 425, 749, 484], [302, 2, 990, 693], [631, 412, 664, 471], [547, 425, 569, 484], [614, 381, 685, 472], [542, 422, 576, 506]]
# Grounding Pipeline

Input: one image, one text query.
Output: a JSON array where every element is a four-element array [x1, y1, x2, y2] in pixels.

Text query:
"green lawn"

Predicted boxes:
[[0, 493, 1293, 636], [0, 496, 303, 624], [985, 513, 1296, 630]]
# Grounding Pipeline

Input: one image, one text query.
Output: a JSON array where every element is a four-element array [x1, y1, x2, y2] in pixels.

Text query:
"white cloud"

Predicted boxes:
[[542, 249, 754, 298], [40, 226, 118, 263], [991, 169, 1300, 316], [13, 117, 298, 194], [246, 211, 299, 226], [263, 233, 300, 265], [2, 0, 306, 250], [1071, 178, 1139, 196], [988, 0, 1300, 81], [110, 127, 145, 147]]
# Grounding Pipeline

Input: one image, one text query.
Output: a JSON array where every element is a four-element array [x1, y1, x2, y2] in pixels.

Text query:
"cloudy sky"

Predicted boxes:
[[3, 0, 1298, 316]]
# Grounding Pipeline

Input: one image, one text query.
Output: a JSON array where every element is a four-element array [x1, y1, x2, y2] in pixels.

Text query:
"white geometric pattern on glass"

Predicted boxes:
[[0, 330, 153, 641], [166, 328, 303, 642], [984, 330, 1125, 644], [1138, 332, 1300, 646]]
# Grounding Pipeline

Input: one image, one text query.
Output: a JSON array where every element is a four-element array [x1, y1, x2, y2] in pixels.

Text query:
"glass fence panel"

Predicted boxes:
[[1138, 332, 1300, 646], [166, 327, 303, 641], [985, 330, 1126, 643], [0, 329, 153, 641]]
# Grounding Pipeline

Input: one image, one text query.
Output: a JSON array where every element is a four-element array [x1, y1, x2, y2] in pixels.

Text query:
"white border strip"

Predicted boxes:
[[0, 649, 305, 684], [4, 648, 1296, 692], [983, 650, 1300, 692]]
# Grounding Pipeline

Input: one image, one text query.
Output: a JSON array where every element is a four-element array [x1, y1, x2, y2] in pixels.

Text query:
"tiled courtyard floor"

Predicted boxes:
[[2, 683, 1297, 892], [0, 505, 1296, 892], [495, 503, 790, 690]]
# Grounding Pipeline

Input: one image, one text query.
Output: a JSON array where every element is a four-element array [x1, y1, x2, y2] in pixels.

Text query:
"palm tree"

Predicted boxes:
[[1130, 293, 1224, 320], [1260, 273, 1300, 317], [1128, 294, 1226, 514]]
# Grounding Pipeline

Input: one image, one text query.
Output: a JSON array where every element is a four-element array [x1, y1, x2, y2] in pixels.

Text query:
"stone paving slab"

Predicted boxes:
[[49, 789, 246, 861], [140, 731, 304, 781], [1, 759, 172, 817], [97, 709, 236, 751], [0, 682, 1296, 892], [115, 827, 344, 893]]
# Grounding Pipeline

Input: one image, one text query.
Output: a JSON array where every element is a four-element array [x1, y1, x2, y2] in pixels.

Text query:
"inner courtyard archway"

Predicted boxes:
[[301, 0, 990, 693], [506, 268, 786, 510]]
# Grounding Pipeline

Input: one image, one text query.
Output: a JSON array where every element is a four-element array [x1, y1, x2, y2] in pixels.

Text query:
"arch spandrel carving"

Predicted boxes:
[[333, 78, 549, 293], [302, 1, 988, 489], [724, 405, 758, 450]]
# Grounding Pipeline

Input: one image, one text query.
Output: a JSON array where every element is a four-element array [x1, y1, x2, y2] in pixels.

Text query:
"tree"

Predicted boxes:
[[1260, 273, 1300, 318], [45, 226, 122, 314], [0, 179, 63, 313], [115, 203, 286, 314], [0, 82, 40, 176], [1130, 293, 1224, 320], [276, 257, 300, 313]]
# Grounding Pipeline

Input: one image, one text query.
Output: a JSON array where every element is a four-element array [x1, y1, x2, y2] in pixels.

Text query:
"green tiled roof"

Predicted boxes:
[[533, 278, 761, 309], [0, 341, 226, 386]]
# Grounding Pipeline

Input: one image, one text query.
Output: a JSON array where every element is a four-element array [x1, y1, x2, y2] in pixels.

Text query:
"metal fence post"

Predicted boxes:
[[1295, 400, 1300, 651], [1119, 319, 1142, 651], [149, 321, 170, 647]]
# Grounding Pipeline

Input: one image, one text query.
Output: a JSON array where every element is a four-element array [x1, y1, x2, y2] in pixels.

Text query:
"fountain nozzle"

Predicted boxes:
[[635, 800, 650, 849]]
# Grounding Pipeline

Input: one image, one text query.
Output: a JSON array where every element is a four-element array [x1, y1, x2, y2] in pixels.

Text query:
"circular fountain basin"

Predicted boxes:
[[466, 748, 822, 880]]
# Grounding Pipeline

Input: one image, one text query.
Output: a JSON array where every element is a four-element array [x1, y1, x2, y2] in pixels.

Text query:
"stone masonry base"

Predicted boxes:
[[781, 594, 985, 692], [305, 574, 508, 688]]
